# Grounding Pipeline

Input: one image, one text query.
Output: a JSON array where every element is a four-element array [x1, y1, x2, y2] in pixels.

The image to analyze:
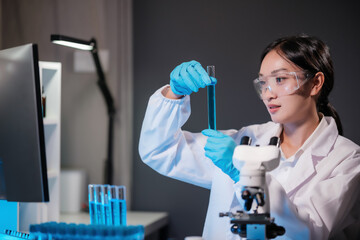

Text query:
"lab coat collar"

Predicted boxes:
[[275, 116, 339, 194], [278, 115, 338, 159], [281, 150, 316, 194], [308, 116, 338, 158]]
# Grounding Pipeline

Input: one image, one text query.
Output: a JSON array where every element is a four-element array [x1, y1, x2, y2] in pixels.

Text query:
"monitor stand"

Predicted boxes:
[[0, 200, 19, 233]]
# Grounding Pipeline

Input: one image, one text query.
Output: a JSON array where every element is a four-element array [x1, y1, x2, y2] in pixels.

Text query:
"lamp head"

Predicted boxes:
[[51, 34, 95, 51]]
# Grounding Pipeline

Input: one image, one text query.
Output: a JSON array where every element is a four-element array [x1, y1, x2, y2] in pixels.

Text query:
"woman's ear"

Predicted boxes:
[[310, 72, 325, 96]]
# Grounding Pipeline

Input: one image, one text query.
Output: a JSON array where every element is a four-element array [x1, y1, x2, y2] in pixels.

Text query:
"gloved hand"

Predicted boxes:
[[170, 60, 217, 95], [202, 129, 239, 182]]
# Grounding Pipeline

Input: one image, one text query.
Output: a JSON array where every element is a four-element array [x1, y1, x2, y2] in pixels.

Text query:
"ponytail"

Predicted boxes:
[[317, 100, 343, 135]]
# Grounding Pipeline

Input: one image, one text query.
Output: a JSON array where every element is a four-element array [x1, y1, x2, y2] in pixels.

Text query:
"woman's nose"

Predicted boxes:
[[262, 86, 277, 100]]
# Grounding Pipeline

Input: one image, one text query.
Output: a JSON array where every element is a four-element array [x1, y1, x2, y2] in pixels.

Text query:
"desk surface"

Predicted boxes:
[[60, 211, 169, 237]]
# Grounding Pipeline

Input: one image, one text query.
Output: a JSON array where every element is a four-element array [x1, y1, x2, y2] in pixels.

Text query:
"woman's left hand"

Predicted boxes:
[[202, 129, 239, 182]]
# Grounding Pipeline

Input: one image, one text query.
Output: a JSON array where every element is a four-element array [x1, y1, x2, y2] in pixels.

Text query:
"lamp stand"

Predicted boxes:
[[90, 38, 116, 185]]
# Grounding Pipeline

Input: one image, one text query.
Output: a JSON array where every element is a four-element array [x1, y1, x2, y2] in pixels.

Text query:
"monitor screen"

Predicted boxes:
[[0, 43, 49, 202]]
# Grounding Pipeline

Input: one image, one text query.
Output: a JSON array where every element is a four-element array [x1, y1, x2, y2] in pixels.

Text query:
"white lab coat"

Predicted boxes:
[[139, 86, 360, 240]]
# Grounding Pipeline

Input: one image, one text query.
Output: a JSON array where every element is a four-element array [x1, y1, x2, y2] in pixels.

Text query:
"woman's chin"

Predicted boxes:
[[269, 114, 285, 124]]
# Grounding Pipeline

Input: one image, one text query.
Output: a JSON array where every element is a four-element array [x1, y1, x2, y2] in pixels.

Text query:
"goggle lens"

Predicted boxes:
[[253, 71, 309, 99]]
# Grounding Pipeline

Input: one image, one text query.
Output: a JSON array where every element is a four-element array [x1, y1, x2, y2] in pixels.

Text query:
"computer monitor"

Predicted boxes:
[[0, 43, 49, 202]]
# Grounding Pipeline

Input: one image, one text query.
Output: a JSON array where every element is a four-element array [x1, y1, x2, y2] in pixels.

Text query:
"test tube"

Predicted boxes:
[[110, 185, 127, 226], [94, 185, 106, 224], [88, 184, 97, 224], [102, 185, 112, 225], [207, 66, 216, 130]]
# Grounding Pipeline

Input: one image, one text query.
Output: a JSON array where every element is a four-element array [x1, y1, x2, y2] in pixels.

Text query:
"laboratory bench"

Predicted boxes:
[[60, 211, 169, 240]]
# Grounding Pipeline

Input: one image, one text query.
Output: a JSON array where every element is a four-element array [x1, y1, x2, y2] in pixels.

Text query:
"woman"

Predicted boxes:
[[139, 35, 360, 239]]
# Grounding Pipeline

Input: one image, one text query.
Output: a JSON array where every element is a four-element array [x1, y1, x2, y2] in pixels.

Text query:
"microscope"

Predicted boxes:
[[220, 136, 285, 240]]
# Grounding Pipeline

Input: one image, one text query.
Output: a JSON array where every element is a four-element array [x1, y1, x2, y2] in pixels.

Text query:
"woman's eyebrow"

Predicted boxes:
[[259, 68, 289, 76], [271, 68, 288, 74]]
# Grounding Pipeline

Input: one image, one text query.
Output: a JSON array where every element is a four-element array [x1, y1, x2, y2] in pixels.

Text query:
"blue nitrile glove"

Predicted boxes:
[[202, 129, 239, 182], [170, 60, 217, 95]]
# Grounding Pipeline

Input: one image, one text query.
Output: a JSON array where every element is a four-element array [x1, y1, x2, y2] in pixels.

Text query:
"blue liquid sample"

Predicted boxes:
[[111, 199, 127, 226], [89, 201, 97, 224], [206, 66, 216, 130], [104, 203, 112, 225], [96, 202, 105, 225], [207, 84, 216, 130]]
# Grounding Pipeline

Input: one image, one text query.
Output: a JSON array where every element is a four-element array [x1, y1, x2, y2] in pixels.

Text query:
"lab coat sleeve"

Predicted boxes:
[[138, 86, 216, 189], [267, 151, 360, 240]]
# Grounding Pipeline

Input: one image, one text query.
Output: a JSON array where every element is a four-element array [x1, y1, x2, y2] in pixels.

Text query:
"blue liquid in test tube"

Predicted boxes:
[[89, 201, 96, 224], [111, 198, 127, 226], [104, 203, 112, 225], [110, 186, 127, 226], [96, 203, 104, 225], [207, 66, 216, 130]]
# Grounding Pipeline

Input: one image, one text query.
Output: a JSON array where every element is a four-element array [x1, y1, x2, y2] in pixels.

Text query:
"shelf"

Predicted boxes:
[[43, 117, 59, 125], [47, 169, 60, 179]]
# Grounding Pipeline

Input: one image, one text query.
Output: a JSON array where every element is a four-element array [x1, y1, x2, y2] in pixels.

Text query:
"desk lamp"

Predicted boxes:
[[51, 34, 115, 185]]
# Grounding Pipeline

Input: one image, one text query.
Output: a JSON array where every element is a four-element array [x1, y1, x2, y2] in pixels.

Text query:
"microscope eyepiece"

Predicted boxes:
[[240, 136, 251, 145], [269, 136, 280, 147]]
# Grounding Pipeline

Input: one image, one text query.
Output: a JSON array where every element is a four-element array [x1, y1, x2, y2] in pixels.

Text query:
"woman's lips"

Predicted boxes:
[[268, 104, 281, 114]]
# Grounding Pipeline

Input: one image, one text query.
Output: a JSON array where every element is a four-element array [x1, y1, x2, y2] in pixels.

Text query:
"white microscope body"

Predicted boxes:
[[219, 137, 285, 239], [233, 138, 281, 214]]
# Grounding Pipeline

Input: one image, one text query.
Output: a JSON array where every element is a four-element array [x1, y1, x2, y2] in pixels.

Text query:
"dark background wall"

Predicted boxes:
[[132, 0, 360, 239]]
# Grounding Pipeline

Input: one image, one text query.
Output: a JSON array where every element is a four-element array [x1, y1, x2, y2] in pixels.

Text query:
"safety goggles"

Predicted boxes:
[[253, 71, 310, 99]]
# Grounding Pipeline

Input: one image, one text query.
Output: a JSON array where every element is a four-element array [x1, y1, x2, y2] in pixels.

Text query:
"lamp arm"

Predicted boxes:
[[97, 78, 116, 115], [90, 40, 116, 115]]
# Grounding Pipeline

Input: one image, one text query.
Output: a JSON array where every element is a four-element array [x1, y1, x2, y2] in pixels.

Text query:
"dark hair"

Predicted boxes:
[[260, 34, 343, 135]]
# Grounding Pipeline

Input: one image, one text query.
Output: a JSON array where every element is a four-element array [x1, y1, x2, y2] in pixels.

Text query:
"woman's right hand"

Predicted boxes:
[[169, 60, 217, 95]]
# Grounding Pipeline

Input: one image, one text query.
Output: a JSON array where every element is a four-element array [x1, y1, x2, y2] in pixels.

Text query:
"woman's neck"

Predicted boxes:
[[280, 112, 321, 158]]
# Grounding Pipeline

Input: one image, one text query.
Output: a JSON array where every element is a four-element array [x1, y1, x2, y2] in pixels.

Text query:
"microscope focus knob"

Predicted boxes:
[[255, 192, 265, 206], [241, 190, 251, 200], [241, 190, 253, 211]]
